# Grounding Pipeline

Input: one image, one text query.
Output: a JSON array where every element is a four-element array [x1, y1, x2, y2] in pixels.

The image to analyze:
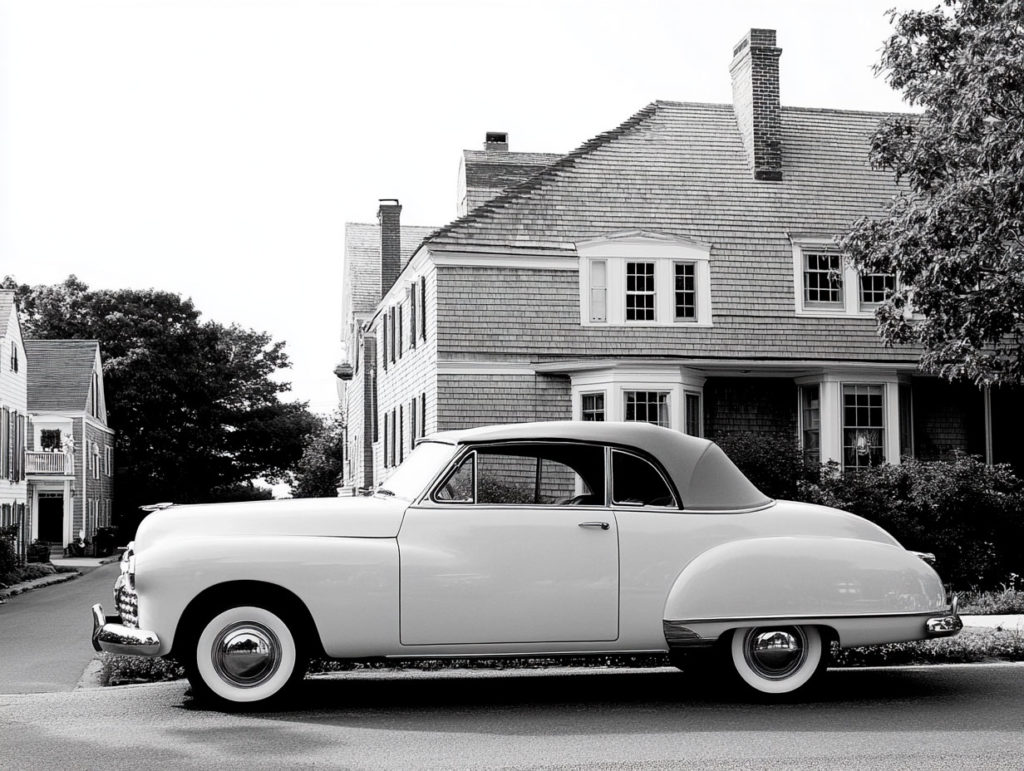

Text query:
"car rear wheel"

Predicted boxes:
[[729, 625, 824, 696], [186, 605, 307, 708]]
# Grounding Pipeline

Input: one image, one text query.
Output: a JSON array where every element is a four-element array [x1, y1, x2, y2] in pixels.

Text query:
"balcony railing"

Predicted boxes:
[[25, 451, 73, 475]]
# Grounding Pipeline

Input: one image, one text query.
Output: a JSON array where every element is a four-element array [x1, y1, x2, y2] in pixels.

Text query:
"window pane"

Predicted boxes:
[[684, 393, 701, 436], [801, 385, 821, 462], [590, 261, 607, 322], [612, 451, 676, 507], [674, 263, 696, 320], [626, 262, 656, 321], [474, 444, 605, 505], [581, 392, 605, 422], [624, 391, 670, 428], [435, 455, 474, 502], [804, 252, 843, 306], [842, 384, 885, 469], [860, 272, 895, 308]]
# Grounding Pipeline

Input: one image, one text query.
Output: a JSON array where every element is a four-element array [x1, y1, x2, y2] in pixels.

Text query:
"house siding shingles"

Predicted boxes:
[[704, 378, 797, 440], [437, 374, 571, 431], [428, 102, 918, 364]]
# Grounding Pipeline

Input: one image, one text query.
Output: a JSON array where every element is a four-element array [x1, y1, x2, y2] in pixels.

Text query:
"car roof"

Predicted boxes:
[[425, 421, 770, 511]]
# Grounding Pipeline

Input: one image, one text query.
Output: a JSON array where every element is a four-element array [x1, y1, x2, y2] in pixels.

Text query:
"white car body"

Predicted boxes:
[[92, 421, 961, 705]]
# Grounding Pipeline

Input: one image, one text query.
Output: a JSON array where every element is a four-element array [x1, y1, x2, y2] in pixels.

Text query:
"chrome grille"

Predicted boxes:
[[115, 579, 139, 628]]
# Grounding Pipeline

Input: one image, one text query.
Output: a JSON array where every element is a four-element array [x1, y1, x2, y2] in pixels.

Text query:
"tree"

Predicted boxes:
[[841, 0, 1024, 385], [290, 412, 346, 498], [3, 275, 319, 534]]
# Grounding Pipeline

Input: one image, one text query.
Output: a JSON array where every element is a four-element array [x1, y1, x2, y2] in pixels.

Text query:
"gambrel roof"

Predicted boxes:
[[427, 101, 903, 252]]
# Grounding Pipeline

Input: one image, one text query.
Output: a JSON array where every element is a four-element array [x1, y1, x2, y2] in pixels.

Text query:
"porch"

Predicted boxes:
[[25, 451, 73, 476]]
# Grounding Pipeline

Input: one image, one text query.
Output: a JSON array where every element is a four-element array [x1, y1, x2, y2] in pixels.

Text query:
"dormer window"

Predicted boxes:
[[577, 232, 712, 327], [791, 237, 896, 317]]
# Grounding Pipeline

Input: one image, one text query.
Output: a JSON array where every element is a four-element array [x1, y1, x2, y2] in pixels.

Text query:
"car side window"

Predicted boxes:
[[435, 453, 475, 503], [433, 443, 606, 506], [611, 450, 678, 508]]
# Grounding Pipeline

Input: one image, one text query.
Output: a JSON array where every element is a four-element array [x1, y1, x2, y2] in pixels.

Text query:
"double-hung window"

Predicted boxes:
[[859, 272, 896, 311], [674, 263, 697, 321], [803, 252, 843, 308], [625, 262, 656, 321]]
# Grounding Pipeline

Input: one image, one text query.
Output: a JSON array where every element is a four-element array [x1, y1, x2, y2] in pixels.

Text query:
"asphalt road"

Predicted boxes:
[[0, 561, 119, 693], [0, 663, 1022, 769]]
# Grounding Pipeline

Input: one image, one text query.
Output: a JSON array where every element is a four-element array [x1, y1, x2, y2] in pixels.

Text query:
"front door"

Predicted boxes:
[[38, 496, 64, 543], [398, 442, 619, 646]]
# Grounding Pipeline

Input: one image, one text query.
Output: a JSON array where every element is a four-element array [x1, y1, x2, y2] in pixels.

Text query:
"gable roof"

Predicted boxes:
[[425, 100, 903, 252], [343, 222, 438, 320], [0, 290, 15, 338], [25, 339, 101, 413]]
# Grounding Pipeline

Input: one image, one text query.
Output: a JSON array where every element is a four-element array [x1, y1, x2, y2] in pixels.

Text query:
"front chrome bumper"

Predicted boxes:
[[925, 595, 962, 638], [91, 603, 161, 656]]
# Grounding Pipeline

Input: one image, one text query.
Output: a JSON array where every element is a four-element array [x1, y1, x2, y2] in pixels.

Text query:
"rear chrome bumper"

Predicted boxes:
[[925, 595, 962, 638], [91, 603, 161, 656]]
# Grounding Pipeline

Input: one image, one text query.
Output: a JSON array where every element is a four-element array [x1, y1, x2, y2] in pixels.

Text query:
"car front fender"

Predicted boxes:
[[134, 535, 399, 657]]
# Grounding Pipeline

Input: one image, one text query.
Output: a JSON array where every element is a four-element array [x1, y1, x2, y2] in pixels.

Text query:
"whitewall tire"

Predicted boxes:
[[729, 625, 824, 695], [190, 605, 304, 706]]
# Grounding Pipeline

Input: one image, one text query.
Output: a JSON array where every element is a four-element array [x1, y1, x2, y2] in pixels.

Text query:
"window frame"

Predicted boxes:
[[623, 390, 671, 428], [791, 240, 898, 318], [577, 233, 713, 327], [625, 261, 656, 322]]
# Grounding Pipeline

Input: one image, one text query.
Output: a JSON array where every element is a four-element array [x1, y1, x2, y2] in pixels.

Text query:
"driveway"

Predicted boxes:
[[0, 561, 119, 693], [0, 664, 1022, 768]]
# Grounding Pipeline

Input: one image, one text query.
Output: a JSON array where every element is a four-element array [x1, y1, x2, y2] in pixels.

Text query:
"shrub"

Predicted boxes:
[[798, 454, 1024, 589], [712, 432, 820, 500], [0, 525, 19, 587]]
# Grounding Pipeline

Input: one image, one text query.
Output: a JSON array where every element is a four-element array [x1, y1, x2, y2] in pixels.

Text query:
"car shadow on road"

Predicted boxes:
[[185, 666, 997, 736]]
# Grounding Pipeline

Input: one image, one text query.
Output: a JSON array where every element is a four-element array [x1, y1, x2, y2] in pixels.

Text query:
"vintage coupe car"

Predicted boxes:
[[92, 421, 961, 706]]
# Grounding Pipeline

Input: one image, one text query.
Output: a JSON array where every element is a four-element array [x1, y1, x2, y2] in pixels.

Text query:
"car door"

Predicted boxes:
[[398, 441, 619, 646]]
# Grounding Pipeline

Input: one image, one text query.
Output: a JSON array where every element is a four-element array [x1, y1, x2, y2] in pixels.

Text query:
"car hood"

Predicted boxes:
[[133, 496, 407, 551]]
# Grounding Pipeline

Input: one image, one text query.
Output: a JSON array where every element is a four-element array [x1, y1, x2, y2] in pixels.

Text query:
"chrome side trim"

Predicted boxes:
[[91, 603, 161, 656], [670, 610, 950, 625]]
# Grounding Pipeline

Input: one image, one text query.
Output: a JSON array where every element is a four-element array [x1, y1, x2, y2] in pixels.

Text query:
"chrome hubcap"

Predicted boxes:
[[743, 627, 807, 680], [211, 622, 282, 688]]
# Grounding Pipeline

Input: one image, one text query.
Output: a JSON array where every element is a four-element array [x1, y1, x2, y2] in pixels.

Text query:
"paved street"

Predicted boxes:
[[0, 562, 119, 693], [0, 663, 1022, 769]]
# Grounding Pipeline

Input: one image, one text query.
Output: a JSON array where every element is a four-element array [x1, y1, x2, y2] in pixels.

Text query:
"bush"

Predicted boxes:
[[959, 577, 1024, 614], [0, 525, 19, 587], [712, 432, 820, 500], [798, 454, 1024, 589]]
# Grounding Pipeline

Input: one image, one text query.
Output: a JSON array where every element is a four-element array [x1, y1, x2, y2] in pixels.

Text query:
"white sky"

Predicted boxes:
[[0, 0, 936, 415]]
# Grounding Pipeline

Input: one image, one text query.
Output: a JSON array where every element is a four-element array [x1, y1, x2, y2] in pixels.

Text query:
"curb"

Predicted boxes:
[[0, 570, 81, 602], [75, 657, 107, 690]]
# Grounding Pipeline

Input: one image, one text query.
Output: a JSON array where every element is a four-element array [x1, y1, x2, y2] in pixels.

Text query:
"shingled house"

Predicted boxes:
[[340, 28, 1022, 489], [25, 340, 114, 553]]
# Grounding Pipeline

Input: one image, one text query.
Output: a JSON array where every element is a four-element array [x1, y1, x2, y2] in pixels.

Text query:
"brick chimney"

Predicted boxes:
[[729, 29, 783, 181], [484, 131, 508, 152], [378, 199, 401, 298]]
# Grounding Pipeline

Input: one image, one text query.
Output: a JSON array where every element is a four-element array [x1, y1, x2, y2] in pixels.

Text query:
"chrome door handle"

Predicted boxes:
[[578, 521, 610, 530]]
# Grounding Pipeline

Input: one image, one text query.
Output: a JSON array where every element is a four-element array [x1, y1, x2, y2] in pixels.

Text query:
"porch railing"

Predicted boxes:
[[25, 451, 73, 475]]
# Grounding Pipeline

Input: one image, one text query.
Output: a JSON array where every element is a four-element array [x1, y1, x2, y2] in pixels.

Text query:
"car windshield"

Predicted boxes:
[[376, 441, 457, 501]]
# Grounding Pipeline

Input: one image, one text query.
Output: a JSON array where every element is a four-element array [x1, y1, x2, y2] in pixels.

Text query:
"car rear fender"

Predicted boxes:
[[662, 536, 947, 644]]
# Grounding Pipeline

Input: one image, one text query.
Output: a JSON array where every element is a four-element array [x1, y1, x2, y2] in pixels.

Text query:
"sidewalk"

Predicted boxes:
[[961, 614, 1024, 632], [0, 555, 119, 602]]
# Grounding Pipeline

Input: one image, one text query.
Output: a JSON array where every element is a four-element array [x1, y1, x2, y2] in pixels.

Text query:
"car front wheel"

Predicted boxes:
[[729, 625, 824, 696], [187, 605, 306, 707]]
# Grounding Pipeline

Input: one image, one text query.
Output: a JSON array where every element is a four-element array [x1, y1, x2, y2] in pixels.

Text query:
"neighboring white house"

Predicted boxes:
[[0, 290, 29, 559]]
